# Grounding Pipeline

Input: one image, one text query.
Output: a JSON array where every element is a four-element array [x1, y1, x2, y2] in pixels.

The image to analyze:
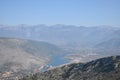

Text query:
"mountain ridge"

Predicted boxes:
[[0, 25, 120, 47], [0, 37, 65, 79], [21, 55, 120, 80]]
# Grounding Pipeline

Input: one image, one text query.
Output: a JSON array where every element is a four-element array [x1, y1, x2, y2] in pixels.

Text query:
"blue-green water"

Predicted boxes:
[[48, 54, 69, 66]]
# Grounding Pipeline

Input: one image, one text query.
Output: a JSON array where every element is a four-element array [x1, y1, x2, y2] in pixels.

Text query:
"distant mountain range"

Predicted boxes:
[[0, 25, 120, 56], [21, 55, 120, 80], [0, 25, 120, 47]]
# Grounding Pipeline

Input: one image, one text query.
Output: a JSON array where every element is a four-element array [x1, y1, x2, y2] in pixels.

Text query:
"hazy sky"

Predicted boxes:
[[0, 0, 120, 27]]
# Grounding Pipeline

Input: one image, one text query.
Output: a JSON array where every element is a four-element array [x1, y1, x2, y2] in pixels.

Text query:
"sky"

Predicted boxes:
[[0, 0, 120, 27]]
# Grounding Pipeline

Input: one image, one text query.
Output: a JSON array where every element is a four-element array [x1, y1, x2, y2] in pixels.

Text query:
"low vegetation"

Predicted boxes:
[[21, 56, 120, 80]]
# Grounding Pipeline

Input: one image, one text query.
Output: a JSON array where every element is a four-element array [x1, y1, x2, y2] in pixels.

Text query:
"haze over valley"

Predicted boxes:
[[0, 24, 120, 79], [0, 25, 120, 79], [0, 0, 120, 80]]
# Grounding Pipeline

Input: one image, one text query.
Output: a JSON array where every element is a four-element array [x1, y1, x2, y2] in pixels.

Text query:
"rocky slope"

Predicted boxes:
[[21, 55, 120, 80], [0, 37, 63, 79]]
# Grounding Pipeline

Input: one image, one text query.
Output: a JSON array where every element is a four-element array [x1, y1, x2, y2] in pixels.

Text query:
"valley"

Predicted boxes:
[[0, 25, 120, 79], [1, 0, 120, 79]]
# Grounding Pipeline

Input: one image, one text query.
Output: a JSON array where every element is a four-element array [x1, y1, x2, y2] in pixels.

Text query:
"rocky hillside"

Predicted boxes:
[[0, 37, 63, 79], [21, 56, 120, 80]]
